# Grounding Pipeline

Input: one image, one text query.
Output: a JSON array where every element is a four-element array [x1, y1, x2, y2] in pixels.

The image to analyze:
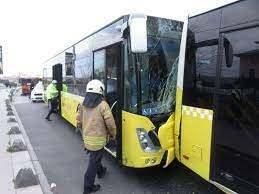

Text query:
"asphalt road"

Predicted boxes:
[[14, 96, 222, 194]]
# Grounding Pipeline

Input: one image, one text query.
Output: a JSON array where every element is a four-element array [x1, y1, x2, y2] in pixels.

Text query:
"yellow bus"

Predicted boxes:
[[43, 14, 184, 169], [43, 1, 259, 192]]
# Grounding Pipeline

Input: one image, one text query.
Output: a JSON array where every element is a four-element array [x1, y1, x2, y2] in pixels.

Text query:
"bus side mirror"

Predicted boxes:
[[224, 38, 233, 68], [128, 13, 147, 53]]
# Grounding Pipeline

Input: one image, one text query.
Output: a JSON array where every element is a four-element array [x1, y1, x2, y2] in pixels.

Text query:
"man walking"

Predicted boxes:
[[76, 79, 116, 194], [45, 80, 59, 121]]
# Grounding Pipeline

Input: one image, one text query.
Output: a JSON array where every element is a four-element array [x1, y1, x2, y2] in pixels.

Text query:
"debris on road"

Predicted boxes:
[[51, 182, 59, 194]]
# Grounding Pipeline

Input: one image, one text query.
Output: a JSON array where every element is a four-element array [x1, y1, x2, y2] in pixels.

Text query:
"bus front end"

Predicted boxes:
[[121, 15, 184, 168]]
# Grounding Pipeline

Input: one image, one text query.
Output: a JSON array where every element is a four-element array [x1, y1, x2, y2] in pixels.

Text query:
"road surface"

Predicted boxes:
[[14, 96, 222, 194]]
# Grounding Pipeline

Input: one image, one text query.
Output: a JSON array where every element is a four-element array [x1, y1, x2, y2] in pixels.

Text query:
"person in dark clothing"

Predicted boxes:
[[30, 81, 35, 91], [45, 80, 59, 121], [29, 81, 35, 99], [76, 80, 116, 194], [45, 97, 58, 121]]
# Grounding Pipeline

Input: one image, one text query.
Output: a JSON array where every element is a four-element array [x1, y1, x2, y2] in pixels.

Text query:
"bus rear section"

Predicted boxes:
[[179, 1, 259, 193]]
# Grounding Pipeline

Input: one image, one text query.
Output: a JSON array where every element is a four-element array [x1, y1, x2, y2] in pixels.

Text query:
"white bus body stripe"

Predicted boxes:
[[177, 18, 188, 89]]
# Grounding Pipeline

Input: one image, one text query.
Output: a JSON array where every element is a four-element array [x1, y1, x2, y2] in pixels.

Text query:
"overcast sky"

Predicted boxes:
[[0, 0, 236, 76]]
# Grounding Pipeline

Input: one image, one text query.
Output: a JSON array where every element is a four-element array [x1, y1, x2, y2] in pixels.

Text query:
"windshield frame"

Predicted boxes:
[[124, 16, 183, 117]]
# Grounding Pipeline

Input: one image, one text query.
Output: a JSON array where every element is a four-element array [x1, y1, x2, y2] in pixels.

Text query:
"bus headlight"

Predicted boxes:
[[136, 128, 159, 152]]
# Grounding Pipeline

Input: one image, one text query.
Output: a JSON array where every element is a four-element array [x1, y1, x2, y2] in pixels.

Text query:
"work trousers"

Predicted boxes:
[[45, 98, 58, 119], [84, 148, 104, 189]]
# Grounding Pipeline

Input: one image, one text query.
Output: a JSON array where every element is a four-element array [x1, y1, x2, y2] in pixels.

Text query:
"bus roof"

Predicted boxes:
[[44, 14, 184, 63], [44, 15, 126, 63], [190, 0, 242, 19]]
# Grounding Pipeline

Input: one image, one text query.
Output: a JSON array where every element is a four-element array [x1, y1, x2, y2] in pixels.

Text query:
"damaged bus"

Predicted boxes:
[[43, 1, 259, 192], [43, 14, 184, 168]]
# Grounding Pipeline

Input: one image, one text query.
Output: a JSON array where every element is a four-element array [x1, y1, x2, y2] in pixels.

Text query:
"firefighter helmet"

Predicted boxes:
[[52, 80, 57, 84], [86, 80, 105, 95]]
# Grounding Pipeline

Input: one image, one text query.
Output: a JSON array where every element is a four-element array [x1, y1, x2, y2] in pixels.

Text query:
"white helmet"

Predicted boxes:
[[52, 80, 57, 84], [86, 79, 105, 95]]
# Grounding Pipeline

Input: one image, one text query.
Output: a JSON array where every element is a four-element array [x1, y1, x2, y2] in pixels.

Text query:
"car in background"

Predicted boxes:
[[30, 81, 44, 102]]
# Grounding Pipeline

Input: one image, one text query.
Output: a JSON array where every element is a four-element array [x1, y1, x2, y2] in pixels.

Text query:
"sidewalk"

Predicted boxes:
[[0, 85, 46, 194]]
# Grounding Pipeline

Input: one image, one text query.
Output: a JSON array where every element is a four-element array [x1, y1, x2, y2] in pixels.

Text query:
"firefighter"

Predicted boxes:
[[76, 79, 116, 194], [45, 80, 59, 121]]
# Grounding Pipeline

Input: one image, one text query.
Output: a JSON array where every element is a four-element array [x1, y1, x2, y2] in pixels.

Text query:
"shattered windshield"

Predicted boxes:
[[139, 17, 183, 116], [124, 17, 183, 115], [139, 36, 181, 116]]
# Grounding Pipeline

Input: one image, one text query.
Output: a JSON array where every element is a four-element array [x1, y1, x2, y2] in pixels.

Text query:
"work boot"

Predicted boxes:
[[83, 184, 101, 194], [97, 167, 107, 179], [45, 117, 52, 121]]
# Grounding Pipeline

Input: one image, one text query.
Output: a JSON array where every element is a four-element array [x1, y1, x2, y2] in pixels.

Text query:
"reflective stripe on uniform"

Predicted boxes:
[[84, 136, 106, 151], [83, 136, 106, 146], [103, 110, 112, 118]]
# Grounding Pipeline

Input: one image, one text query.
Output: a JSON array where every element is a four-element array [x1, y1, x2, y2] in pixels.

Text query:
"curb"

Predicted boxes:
[[11, 103, 52, 194]]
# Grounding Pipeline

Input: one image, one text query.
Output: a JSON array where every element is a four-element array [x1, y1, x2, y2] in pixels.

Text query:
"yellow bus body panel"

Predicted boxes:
[[61, 91, 84, 127], [158, 114, 175, 168], [180, 105, 213, 180], [122, 111, 165, 168]]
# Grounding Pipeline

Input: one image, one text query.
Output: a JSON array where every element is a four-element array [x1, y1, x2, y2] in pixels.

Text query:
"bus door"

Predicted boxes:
[[52, 63, 63, 113], [93, 43, 123, 160], [52, 63, 63, 90], [212, 27, 259, 193], [180, 29, 217, 181]]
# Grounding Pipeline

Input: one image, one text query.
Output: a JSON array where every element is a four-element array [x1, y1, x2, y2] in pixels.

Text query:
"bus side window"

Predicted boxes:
[[183, 30, 217, 110]]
